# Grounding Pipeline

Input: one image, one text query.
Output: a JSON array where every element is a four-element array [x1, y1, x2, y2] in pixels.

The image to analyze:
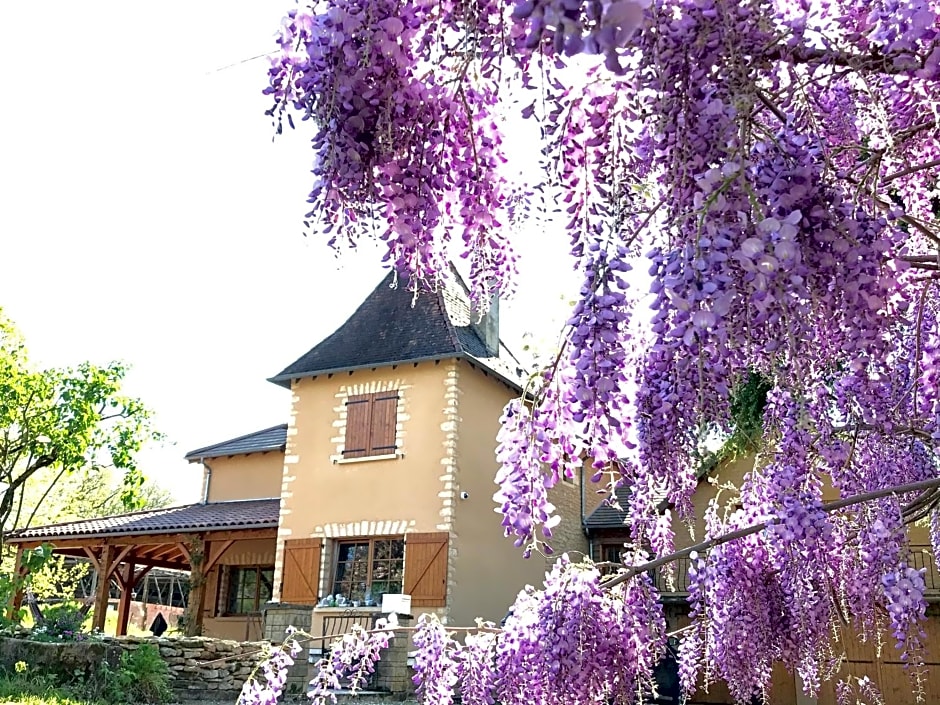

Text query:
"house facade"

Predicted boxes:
[[260, 269, 586, 633], [7, 269, 587, 645]]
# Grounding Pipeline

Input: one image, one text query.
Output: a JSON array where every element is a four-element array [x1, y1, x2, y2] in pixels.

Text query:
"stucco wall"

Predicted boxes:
[[673, 453, 756, 550], [449, 360, 588, 627], [678, 453, 937, 550], [201, 538, 277, 642], [273, 361, 452, 601], [205, 452, 284, 502]]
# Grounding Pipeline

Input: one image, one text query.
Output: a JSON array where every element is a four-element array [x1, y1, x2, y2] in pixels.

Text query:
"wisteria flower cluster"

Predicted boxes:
[[265, 0, 516, 302], [268, 0, 940, 700], [238, 632, 303, 705], [241, 557, 670, 705], [309, 615, 398, 705], [494, 555, 667, 704]]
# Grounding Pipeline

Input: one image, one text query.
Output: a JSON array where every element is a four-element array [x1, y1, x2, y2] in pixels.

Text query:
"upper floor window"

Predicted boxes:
[[332, 538, 404, 603], [595, 544, 626, 576], [226, 565, 274, 614], [343, 392, 399, 459]]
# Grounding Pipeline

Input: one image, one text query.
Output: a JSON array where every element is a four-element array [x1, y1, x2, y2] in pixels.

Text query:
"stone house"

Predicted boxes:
[[6, 269, 587, 645]]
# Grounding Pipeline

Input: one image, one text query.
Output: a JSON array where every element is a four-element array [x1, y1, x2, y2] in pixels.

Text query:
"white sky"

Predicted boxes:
[[0, 2, 579, 503]]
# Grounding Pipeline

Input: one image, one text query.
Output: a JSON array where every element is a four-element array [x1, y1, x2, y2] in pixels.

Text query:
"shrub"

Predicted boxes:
[[29, 604, 91, 643], [100, 644, 170, 704]]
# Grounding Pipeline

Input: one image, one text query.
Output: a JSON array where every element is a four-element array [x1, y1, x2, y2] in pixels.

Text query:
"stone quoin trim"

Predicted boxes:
[[438, 361, 460, 532], [439, 361, 460, 619], [271, 387, 301, 603]]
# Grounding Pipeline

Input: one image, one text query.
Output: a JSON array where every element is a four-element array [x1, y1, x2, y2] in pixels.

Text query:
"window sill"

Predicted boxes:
[[334, 453, 402, 465], [214, 613, 261, 619], [313, 606, 382, 612]]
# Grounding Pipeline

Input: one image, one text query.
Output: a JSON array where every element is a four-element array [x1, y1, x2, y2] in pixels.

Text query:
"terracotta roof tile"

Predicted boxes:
[[5, 499, 279, 542]]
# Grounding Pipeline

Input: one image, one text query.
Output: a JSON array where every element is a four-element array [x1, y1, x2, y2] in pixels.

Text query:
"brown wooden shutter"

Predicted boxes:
[[344, 394, 372, 458], [281, 538, 322, 605], [369, 393, 398, 455], [404, 532, 449, 608]]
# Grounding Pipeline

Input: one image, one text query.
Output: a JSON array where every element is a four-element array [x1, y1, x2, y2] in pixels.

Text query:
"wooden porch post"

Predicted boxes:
[[116, 559, 136, 637], [92, 545, 114, 633], [7, 545, 25, 620], [183, 536, 206, 637], [116, 563, 154, 636], [181, 536, 234, 636], [140, 571, 151, 631]]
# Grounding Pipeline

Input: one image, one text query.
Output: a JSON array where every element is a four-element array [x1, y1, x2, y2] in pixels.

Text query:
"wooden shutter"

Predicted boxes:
[[404, 532, 449, 608], [281, 538, 322, 605], [344, 395, 372, 458], [344, 392, 399, 458], [369, 393, 398, 455]]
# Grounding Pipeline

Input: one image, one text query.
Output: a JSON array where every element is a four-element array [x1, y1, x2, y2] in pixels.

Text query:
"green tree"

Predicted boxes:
[[0, 310, 159, 549], [14, 465, 174, 533]]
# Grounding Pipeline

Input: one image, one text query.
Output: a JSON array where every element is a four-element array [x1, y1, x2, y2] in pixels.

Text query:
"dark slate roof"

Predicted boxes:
[[184, 424, 287, 461], [584, 485, 632, 529], [5, 499, 280, 542], [269, 269, 528, 391]]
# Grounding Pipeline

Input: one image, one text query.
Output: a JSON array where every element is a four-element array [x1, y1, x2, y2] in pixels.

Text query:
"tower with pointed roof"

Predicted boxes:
[[266, 268, 587, 629]]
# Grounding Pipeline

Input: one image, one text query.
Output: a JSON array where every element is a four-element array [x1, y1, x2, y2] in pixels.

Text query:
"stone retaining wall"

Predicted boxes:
[[0, 636, 121, 678], [100, 635, 268, 700], [0, 626, 417, 701]]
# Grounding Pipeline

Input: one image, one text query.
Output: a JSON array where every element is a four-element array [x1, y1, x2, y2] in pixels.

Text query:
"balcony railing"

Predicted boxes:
[[908, 545, 940, 600], [651, 556, 692, 600]]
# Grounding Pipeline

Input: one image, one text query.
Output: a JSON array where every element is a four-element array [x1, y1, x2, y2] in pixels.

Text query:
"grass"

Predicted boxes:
[[0, 676, 98, 705], [0, 693, 94, 705], [85, 611, 151, 638]]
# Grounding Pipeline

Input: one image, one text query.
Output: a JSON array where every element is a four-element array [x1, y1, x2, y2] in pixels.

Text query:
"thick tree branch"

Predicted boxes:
[[23, 464, 70, 530], [902, 255, 940, 268], [600, 476, 940, 590], [884, 157, 940, 183], [771, 43, 936, 77]]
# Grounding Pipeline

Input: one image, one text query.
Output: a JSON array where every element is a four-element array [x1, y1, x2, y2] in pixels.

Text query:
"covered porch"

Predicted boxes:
[[5, 499, 279, 637]]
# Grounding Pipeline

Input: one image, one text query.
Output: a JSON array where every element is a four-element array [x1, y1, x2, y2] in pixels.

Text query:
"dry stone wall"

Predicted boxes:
[[108, 636, 265, 700], [0, 633, 268, 701], [101, 635, 267, 701], [0, 636, 120, 677], [1, 624, 419, 701]]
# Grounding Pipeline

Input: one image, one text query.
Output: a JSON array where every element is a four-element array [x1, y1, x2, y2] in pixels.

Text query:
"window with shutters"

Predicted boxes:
[[331, 538, 404, 603], [342, 392, 399, 459]]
